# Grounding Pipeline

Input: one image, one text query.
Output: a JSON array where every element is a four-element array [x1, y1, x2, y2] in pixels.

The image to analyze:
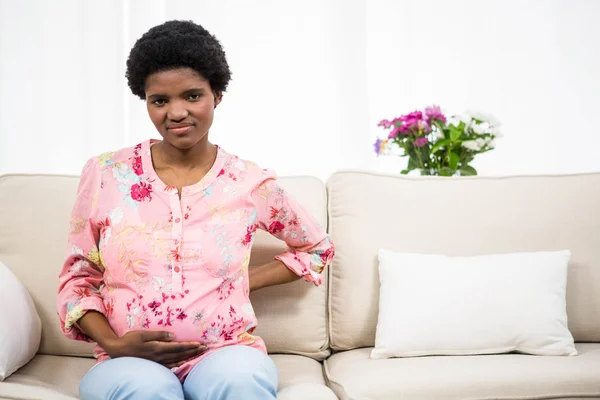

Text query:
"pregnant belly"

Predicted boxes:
[[105, 289, 257, 345]]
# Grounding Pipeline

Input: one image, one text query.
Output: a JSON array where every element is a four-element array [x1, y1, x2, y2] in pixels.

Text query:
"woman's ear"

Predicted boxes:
[[214, 92, 223, 108]]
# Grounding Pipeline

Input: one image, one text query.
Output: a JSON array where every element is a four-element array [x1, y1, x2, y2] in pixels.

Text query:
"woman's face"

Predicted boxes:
[[145, 67, 221, 150]]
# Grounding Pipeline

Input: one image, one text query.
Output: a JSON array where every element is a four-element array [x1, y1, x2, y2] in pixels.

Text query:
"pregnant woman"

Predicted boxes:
[[57, 20, 334, 400]]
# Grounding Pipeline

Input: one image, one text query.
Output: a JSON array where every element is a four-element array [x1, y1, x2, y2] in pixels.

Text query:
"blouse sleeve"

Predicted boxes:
[[56, 157, 107, 342], [251, 171, 335, 286]]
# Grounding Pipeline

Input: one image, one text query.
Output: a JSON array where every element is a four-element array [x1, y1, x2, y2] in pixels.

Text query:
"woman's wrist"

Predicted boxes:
[[77, 310, 121, 355], [249, 260, 299, 292], [99, 335, 122, 357]]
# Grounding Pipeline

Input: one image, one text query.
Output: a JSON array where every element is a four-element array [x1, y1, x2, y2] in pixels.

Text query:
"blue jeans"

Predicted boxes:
[[79, 345, 279, 400]]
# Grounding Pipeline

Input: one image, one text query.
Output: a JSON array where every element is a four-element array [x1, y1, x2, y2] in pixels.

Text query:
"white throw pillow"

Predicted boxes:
[[371, 249, 577, 359], [0, 261, 42, 380]]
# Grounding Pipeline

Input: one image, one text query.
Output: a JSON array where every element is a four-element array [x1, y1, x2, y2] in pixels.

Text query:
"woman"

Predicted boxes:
[[57, 20, 334, 400]]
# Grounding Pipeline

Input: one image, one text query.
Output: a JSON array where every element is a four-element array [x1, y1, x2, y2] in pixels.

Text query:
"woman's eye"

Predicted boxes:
[[188, 94, 201, 101], [152, 99, 166, 106]]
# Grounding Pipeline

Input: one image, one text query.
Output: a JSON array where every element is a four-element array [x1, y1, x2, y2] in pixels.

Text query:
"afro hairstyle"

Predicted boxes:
[[126, 20, 232, 99]]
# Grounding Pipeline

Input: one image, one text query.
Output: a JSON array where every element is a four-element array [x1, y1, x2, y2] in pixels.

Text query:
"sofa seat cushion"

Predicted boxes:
[[1, 354, 335, 399], [0, 382, 77, 400], [271, 355, 338, 400], [2, 355, 93, 398], [324, 344, 600, 400]]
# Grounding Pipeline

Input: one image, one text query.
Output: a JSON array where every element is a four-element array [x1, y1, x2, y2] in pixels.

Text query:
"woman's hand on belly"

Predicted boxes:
[[105, 330, 207, 369]]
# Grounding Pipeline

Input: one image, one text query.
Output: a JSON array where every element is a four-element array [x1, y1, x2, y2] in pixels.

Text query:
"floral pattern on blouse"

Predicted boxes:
[[56, 139, 334, 381]]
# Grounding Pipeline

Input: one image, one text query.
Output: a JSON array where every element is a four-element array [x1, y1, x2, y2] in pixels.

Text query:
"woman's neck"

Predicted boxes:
[[152, 139, 216, 171]]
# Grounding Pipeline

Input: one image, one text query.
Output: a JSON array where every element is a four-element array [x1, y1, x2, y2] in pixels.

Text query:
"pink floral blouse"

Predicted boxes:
[[57, 139, 334, 381]]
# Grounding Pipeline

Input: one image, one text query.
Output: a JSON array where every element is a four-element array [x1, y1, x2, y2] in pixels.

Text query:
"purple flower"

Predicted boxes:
[[397, 111, 423, 134], [414, 137, 428, 147], [401, 111, 423, 122], [418, 119, 431, 133], [380, 109, 437, 138], [373, 138, 387, 155], [425, 105, 446, 124], [401, 125, 412, 135], [388, 127, 402, 139], [378, 119, 392, 129]]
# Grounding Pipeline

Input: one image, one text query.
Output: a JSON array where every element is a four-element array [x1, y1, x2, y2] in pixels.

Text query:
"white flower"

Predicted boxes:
[[458, 113, 472, 125], [487, 139, 497, 149], [462, 140, 481, 151], [476, 138, 486, 148], [466, 110, 488, 122], [490, 127, 503, 137], [471, 121, 491, 135], [434, 129, 445, 139], [449, 114, 471, 128], [471, 123, 484, 135], [466, 110, 502, 127]]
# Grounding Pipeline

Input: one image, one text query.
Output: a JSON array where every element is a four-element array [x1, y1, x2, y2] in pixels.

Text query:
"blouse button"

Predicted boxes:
[[174, 266, 181, 273], [175, 217, 181, 223]]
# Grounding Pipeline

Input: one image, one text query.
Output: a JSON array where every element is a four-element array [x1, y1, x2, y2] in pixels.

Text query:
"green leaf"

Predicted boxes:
[[439, 167, 454, 176], [431, 139, 451, 154], [450, 128, 462, 141], [449, 152, 459, 170], [420, 144, 431, 160], [400, 169, 410, 175], [407, 158, 417, 170], [460, 165, 477, 176]]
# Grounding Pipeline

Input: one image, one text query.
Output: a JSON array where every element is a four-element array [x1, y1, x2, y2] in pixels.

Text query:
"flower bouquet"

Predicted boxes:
[[374, 106, 502, 176]]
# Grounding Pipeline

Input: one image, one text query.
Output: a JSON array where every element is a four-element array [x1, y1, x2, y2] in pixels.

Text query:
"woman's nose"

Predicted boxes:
[[167, 102, 189, 121]]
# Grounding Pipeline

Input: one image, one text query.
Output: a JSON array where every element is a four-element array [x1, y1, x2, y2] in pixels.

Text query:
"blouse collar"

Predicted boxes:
[[140, 139, 226, 197]]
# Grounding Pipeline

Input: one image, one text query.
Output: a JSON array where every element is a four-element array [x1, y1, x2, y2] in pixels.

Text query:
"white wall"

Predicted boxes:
[[160, 1, 370, 178], [0, 0, 369, 180], [1, 0, 599, 178], [367, 0, 600, 176], [0, 1, 126, 175]]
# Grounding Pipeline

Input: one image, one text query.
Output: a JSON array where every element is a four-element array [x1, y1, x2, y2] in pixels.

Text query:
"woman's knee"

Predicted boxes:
[[184, 346, 278, 399], [186, 369, 277, 400], [216, 346, 277, 382], [80, 357, 183, 400], [221, 364, 276, 390]]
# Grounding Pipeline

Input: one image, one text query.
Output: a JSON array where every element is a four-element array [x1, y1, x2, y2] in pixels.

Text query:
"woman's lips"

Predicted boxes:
[[168, 125, 193, 135]]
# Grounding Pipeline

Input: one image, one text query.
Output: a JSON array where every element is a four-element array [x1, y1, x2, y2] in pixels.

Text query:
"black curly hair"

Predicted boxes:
[[126, 20, 232, 100]]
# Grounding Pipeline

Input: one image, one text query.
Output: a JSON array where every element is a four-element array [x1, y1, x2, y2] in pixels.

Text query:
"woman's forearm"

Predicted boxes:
[[77, 310, 120, 350], [249, 260, 300, 292]]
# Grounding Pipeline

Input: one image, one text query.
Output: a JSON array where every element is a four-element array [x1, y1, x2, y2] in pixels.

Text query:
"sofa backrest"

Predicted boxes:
[[327, 171, 600, 350], [0, 174, 330, 360]]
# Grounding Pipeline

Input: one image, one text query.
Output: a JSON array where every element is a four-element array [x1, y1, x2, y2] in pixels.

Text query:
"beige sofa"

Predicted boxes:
[[1, 171, 599, 400]]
